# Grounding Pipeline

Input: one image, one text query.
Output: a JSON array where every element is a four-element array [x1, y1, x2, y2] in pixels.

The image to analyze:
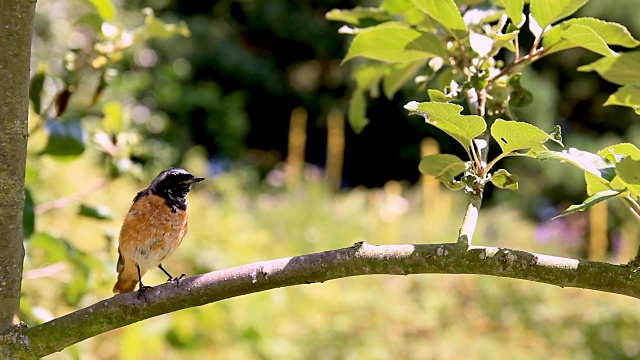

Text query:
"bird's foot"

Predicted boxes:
[[137, 284, 152, 302], [167, 273, 186, 288]]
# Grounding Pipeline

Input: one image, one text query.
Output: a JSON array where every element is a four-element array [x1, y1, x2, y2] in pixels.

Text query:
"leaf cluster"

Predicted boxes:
[[329, 0, 640, 218]]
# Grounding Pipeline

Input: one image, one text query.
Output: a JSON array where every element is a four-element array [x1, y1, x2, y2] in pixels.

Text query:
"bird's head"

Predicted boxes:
[[150, 168, 204, 199]]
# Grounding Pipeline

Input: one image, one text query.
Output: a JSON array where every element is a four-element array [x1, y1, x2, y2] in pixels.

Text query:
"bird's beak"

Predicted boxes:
[[183, 177, 205, 185]]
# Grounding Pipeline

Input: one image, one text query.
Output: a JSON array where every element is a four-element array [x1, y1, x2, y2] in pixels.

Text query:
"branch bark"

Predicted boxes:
[[0, 0, 36, 334], [3, 241, 640, 359]]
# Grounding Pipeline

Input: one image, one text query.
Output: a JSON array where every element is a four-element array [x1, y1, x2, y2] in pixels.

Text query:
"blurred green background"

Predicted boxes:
[[22, 0, 640, 359]]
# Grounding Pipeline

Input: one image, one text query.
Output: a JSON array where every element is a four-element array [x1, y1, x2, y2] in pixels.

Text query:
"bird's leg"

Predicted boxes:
[[158, 263, 186, 287], [136, 264, 151, 302]]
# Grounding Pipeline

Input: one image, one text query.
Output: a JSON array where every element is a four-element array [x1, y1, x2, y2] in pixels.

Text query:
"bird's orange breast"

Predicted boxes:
[[118, 192, 189, 273]]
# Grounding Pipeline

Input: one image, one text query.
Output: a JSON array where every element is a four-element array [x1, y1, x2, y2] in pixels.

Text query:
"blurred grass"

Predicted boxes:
[[21, 150, 640, 360]]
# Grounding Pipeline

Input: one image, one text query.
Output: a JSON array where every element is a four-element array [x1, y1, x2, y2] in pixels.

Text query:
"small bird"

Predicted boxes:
[[113, 168, 204, 296]]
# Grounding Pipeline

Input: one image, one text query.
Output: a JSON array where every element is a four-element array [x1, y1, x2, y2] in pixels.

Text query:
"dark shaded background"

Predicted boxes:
[[124, 0, 640, 208]]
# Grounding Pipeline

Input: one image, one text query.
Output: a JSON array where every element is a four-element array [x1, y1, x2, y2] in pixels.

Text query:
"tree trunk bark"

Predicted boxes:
[[0, 0, 36, 334]]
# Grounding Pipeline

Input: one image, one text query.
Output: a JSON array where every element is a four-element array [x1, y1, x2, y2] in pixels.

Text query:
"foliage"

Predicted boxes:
[[328, 0, 640, 219]]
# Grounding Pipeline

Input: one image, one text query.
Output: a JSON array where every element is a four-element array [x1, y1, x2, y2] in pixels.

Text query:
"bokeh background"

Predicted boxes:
[[22, 0, 640, 359]]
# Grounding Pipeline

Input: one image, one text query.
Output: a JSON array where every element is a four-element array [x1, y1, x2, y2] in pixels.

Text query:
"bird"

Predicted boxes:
[[112, 168, 204, 297]]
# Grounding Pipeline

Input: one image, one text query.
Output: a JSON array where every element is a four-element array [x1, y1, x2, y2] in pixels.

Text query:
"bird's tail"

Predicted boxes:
[[113, 250, 139, 294], [113, 275, 138, 294]]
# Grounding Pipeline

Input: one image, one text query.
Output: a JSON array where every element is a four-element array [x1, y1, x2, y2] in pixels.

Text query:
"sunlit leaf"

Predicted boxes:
[[410, 0, 467, 31], [491, 119, 561, 154], [497, 0, 524, 25], [41, 118, 87, 158], [603, 85, 640, 110], [491, 168, 519, 192], [543, 17, 640, 55], [533, 148, 616, 183], [354, 63, 385, 96], [560, 24, 615, 56], [427, 89, 451, 102], [616, 156, 640, 196], [102, 100, 124, 133], [404, 101, 486, 149], [343, 22, 446, 63], [419, 154, 468, 190], [83, 0, 116, 21], [554, 189, 623, 219], [325, 7, 392, 27], [578, 51, 640, 85], [598, 143, 640, 161], [530, 0, 589, 29]]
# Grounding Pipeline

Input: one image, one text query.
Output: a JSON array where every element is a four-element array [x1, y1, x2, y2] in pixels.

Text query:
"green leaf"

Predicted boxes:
[[29, 233, 71, 263], [585, 172, 613, 196], [102, 100, 125, 133], [325, 7, 392, 27], [508, 74, 534, 108], [603, 85, 640, 110], [427, 89, 450, 102], [83, 0, 116, 21], [343, 22, 446, 63], [382, 60, 426, 99], [78, 204, 114, 220], [142, 8, 190, 39], [560, 24, 616, 56], [405, 101, 486, 149], [410, 0, 467, 31], [543, 17, 639, 55], [348, 90, 369, 133], [530, 0, 589, 29], [29, 64, 46, 115], [24, 189, 35, 241], [41, 118, 87, 158], [353, 63, 385, 96], [491, 119, 561, 154], [616, 156, 640, 196], [578, 52, 640, 85], [533, 148, 617, 183], [598, 143, 640, 162], [491, 168, 519, 192], [419, 154, 468, 190], [554, 189, 623, 219], [497, 0, 524, 25]]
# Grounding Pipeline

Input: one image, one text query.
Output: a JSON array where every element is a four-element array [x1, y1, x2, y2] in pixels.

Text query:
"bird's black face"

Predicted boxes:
[[151, 168, 204, 200]]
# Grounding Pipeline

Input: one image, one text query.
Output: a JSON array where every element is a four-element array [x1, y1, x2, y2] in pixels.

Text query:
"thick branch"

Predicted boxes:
[[0, 0, 36, 334], [4, 242, 640, 358]]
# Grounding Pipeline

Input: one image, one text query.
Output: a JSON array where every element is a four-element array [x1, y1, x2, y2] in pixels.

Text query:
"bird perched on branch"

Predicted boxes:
[[113, 168, 204, 297]]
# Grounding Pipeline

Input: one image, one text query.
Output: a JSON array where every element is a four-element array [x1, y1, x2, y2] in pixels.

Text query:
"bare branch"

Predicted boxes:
[[4, 242, 640, 358]]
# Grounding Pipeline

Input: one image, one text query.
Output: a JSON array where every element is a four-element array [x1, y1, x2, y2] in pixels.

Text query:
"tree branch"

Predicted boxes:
[[4, 241, 640, 358]]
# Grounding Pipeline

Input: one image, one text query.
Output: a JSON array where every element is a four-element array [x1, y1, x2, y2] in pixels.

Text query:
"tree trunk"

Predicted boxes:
[[0, 0, 36, 334]]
